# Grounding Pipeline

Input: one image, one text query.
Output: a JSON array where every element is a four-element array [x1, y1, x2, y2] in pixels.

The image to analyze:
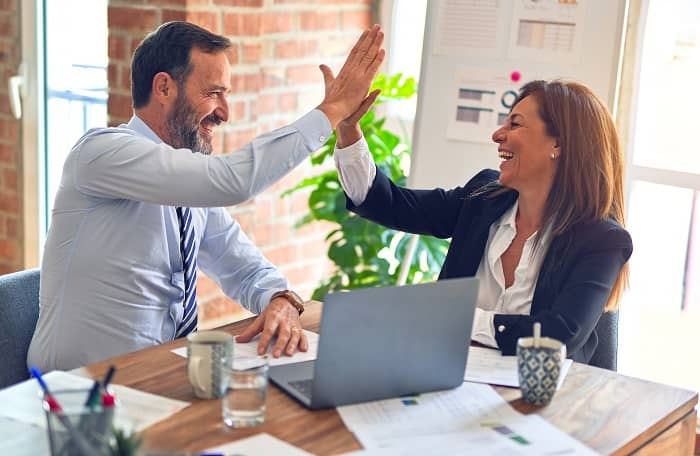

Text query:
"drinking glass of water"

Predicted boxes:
[[222, 356, 269, 428]]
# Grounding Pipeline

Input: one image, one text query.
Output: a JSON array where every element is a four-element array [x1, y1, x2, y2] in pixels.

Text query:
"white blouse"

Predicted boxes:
[[334, 137, 550, 347]]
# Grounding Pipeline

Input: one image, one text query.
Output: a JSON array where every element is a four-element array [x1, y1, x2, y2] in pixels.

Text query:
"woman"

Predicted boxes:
[[333, 80, 632, 364]]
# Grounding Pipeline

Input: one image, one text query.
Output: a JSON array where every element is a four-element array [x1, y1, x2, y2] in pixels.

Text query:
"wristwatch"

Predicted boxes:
[[271, 289, 305, 315]]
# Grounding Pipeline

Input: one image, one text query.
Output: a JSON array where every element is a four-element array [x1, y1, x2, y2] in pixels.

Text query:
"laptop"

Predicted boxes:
[[269, 277, 479, 409]]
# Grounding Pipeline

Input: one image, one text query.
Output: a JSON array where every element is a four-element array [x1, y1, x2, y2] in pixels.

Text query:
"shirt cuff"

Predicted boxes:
[[292, 109, 333, 151], [256, 288, 286, 315], [471, 307, 498, 348], [334, 136, 370, 163], [333, 136, 376, 206]]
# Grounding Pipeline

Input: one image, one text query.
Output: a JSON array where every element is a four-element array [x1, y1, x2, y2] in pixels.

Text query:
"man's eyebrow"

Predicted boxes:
[[208, 85, 230, 93]]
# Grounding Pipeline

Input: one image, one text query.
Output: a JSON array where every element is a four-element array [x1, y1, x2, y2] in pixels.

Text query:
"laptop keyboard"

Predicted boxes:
[[289, 379, 313, 399]]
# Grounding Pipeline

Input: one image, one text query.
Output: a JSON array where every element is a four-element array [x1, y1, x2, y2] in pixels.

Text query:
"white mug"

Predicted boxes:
[[186, 330, 233, 399]]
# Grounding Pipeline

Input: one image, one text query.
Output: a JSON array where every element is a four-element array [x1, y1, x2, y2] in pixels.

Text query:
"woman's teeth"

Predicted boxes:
[[499, 151, 514, 160]]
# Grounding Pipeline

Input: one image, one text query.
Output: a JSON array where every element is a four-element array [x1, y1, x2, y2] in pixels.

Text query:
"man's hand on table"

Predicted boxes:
[[235, 297, 309, 358]]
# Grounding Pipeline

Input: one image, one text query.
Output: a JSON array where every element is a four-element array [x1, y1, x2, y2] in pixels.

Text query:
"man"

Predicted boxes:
[[28, 21, 384, 371]]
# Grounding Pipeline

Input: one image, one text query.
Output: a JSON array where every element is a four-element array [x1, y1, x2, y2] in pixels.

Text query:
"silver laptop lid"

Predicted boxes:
[[310, 277, 479, 408]]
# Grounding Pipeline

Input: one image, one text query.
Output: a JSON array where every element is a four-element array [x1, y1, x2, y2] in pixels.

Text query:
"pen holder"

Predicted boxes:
[[44, 388, 114, 456]]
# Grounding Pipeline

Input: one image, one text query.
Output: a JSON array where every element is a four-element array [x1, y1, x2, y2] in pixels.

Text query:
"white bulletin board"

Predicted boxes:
[[409, 0, 628, 189]]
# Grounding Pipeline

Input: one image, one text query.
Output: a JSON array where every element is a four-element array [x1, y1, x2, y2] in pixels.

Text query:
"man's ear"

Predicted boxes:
[[152, 71, 177, 105]]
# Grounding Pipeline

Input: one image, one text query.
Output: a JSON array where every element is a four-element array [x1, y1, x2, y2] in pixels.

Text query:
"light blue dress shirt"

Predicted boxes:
[[27, 110, 331, 371]]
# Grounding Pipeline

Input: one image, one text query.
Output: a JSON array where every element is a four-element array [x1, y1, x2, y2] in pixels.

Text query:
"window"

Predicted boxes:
[[21, 0, 108, 263], [44, 0, 108, 220], [385, 0, 427, 120], [618, 0, 700, 395]]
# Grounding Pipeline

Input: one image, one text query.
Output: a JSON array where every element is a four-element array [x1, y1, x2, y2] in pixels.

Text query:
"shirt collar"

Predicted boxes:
[[126, 115, 164, 144], [495, 198, 519, 230]]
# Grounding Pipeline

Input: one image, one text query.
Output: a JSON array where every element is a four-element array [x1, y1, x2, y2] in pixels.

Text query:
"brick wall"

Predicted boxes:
[[108, 0, 373, 326], [0, 0, 22, 274]]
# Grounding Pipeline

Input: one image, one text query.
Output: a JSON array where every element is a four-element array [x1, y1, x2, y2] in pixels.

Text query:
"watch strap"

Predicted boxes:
[[271, 289, 305, 315]]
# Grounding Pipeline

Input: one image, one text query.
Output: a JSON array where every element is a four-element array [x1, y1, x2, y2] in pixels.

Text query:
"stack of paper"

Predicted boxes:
[[465, 346, 573, 389], [171, 329, 319, 367], [337, 382, 597, 455]]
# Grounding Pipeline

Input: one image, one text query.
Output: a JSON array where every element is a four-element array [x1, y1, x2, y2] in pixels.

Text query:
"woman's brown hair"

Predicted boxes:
[[514, 79, 628, 311]]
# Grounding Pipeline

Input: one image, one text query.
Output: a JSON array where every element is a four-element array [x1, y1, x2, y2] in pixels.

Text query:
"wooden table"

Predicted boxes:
[[74, 302, 698, 455]]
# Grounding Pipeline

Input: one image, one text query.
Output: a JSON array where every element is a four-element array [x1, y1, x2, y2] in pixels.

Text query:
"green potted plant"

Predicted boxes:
[[109, 427, 143, 456], [284, 73, 449, 300]]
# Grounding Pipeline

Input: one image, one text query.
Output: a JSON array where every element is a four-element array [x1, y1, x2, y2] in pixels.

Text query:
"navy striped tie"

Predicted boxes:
[[175, 206, 198, 337]]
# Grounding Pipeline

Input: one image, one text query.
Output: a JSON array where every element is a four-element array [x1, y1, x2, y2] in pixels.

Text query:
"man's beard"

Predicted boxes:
[[165, 92, 214, 155]]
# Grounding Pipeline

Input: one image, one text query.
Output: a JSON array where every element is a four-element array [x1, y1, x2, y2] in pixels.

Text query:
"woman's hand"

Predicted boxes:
[[336, 89, 380, 148]]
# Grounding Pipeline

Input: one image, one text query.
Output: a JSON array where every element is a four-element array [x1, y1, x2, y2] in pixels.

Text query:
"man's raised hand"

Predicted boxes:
[[316, 24, 385, 129]]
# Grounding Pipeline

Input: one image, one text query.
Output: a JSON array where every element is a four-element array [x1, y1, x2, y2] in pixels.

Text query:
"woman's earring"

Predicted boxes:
[[550, 152, 556, 160]]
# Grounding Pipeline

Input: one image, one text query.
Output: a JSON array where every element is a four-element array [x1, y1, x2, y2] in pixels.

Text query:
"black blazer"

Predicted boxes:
[[347, 169, 633, 363]]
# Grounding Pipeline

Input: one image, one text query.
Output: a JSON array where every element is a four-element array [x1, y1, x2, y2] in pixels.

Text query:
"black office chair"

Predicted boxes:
[[0, 268, 40, 389], [588, 310, 619, 371]]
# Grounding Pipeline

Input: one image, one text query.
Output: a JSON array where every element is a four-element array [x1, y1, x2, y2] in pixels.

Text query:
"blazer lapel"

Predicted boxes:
[[441, 190, 518, 279], [531, 229, 574, 314]]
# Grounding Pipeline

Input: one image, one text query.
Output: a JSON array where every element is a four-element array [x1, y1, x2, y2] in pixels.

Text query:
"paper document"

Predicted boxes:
[[0, 416, 49, 456], [0, 371, 189, 432], [337, 382, 520, 449], [171, 329, 319, 367], [205, 433, 312, 456], [465, 346, 572, 389], [446, 68, 533, 144], [341, 430, 535, 456], [341, 414, 597, 455], [433, 0, 504, 57], [108, 384, 190, 431], [506, 0, 586, 63]]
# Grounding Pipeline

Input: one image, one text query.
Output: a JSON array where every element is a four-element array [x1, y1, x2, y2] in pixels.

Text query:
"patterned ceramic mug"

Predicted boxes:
[[517, 335, 566, 406], [187, 330, 233, 399]]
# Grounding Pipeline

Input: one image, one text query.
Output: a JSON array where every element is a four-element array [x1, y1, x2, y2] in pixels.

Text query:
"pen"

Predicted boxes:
[[29, 366, 62, 412], [101, 365, 117, 407], [84, 379, 101, 407], [102, 365, 116, 390]]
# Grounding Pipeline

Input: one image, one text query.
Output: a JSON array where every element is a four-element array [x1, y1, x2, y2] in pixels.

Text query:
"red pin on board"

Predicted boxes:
[[510, 71, 521, 82]]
